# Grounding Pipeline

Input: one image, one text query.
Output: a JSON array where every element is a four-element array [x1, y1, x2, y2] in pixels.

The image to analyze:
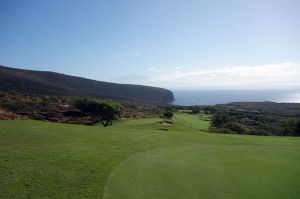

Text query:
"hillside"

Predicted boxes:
[[0, 65, 174, 104], [211, 102, 300, 136], [216, 101, 300, 116]]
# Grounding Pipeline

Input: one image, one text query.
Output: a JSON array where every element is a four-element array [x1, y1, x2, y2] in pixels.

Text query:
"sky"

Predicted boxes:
[[0, 0, 299, 89]]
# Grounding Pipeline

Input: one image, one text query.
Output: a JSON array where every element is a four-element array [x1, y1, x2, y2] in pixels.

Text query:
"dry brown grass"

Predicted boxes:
[[0, 109, 23, 120]]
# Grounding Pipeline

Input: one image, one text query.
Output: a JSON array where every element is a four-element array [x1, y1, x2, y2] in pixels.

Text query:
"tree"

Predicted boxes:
[[163, 111, 173, 119], [97, 100, 122, 127], [74, 99, 122, 127]]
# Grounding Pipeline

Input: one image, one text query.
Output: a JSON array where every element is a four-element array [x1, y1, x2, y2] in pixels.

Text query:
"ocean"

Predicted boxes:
[[172, 89, 300, 106]]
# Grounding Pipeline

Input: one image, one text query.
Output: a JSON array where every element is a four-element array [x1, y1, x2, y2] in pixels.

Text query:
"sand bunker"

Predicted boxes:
[[159, 120, 174, 126]]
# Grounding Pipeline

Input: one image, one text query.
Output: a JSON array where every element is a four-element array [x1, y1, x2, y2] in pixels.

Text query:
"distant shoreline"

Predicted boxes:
[[172, 89, 300, 106]]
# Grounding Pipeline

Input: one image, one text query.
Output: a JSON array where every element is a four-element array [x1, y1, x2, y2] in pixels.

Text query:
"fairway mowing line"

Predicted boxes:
[[102, 145, 206, 199], [102, 151, 150, 199], [102, 147, 180, 199]]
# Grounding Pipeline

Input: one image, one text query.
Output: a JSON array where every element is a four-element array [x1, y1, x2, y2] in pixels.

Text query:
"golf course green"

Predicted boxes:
[[0, 113, 300, 199]]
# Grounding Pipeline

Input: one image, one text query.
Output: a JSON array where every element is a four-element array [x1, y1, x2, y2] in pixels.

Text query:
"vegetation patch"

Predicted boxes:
[[172, 102, 300, 136], [0, 92, 166, 125], [210, 102, 300, 136], [0, 109, 23, 120]]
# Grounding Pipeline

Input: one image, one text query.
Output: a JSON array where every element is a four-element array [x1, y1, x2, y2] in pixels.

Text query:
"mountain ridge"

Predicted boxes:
[[0, 65, 174, 104]]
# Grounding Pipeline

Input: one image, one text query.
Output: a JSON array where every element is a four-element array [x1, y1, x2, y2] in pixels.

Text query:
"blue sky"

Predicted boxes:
[[1, 0, 299, 89]]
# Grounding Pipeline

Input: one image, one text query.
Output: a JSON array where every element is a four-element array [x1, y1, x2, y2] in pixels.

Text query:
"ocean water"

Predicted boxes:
[[172, 89, 300, 106]]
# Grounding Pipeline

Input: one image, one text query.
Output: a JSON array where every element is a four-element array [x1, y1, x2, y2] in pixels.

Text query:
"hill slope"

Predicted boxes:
[[0, 65, 174, 103], [217, 101, 300, 116]]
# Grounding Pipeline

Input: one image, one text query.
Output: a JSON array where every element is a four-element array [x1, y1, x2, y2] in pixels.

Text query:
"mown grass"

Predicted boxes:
[[0, 113, 300, 199]]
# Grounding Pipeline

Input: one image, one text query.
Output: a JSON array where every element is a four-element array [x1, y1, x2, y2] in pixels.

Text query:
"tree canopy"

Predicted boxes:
[[74, 99, 122, 127], [163, 111, 173, 119]]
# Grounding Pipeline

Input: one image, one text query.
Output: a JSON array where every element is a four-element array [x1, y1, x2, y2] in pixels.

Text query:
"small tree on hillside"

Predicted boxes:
[[74, 99, 122, 127], [97, 100, 122, 127], [163, 111, 173, 119]]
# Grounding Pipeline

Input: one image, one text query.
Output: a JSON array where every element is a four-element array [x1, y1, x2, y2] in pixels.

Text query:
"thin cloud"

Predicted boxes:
[[149, 63, 300, 89]]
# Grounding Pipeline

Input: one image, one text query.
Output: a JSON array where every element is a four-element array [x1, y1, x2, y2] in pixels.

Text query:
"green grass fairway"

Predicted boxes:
[[1, 114, 300, 199]]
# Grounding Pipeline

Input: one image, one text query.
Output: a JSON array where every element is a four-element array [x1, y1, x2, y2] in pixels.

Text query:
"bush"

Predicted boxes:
[[222, 122, 248, 134], [212, 114, 230, 127], [163, 111, 173, 119]]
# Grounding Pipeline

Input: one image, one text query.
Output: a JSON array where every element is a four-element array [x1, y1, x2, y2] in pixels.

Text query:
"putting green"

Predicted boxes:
[[104, 144, 300, 199]]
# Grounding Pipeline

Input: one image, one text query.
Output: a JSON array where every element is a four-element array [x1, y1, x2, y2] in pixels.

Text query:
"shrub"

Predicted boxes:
[[212, 114, 230, 127], [163, 111, 173, 119], [222, 122, 248, 134]]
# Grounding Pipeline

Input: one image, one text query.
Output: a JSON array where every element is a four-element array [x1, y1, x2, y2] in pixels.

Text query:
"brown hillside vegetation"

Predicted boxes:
[[0, 109, 23, 120], [0, 92, 165, 125]]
